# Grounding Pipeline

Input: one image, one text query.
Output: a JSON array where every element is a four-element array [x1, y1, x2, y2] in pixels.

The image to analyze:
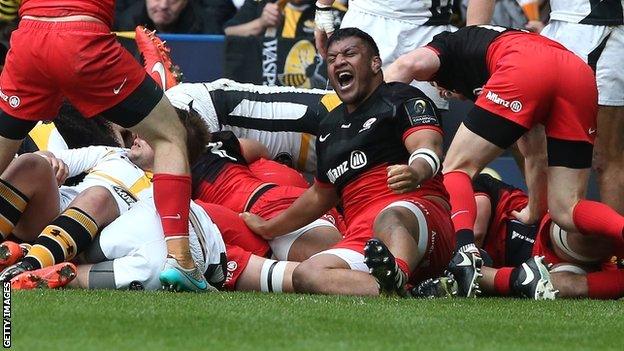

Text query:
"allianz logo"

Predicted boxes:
[[326, 151, 367, 183], [486, 91, 522, 112]]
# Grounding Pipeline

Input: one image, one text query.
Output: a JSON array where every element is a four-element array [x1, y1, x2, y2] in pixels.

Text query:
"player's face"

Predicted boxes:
[[128, 135, 155, 170], [326, 37, 379, 107], [146, 0, 188, 27]]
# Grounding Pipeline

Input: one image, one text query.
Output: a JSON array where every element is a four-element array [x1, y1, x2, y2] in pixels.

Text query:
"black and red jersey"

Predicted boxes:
[[192, 131, 266, 212], [473, 174, 536, 267], [20, 0, 115, 26], [427, 25, 525, 101], [315, 82, 448, 220]]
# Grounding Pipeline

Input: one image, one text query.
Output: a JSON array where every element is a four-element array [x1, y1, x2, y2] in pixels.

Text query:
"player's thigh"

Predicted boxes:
[[595, 25, 624, 106], [594, 106, 624, 166], [271, 218, 341, 261]]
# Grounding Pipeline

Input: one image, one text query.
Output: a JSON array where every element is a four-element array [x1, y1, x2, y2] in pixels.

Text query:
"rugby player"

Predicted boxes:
[[385, 25, 624, 297], [191, 130, 344, 263], [430, 174, 623, 300], [0, 107, 209, 286], [313, 0, 456, 109], [243, 28, 455, 297], [0, 1, 206, 291], [468, 0, 624, 215]]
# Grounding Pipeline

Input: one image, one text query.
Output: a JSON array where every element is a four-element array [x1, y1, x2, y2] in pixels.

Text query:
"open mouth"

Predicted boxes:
[[337, 71, 354, 89]]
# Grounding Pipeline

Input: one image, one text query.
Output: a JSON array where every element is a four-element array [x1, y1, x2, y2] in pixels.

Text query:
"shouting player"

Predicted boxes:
[[385, 25, 624, 297], [243, 28, 455, 297], [0, 1, 206, 291]]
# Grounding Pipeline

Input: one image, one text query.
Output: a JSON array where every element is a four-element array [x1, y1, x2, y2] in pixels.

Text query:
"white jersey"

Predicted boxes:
[[166, 79, 342, 173], [55, 146, 152, 212], [550, 0, 624, 25], [348, 0, 454, 24], [89, 198, 227, 290]]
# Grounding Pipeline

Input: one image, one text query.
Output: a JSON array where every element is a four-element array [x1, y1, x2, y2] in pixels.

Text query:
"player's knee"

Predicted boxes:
[[442, 157, 481, 178], [292, 261, 325, 293], [11, 153, 53, 176], [548, 199, 576, 231], [71, 186, 118, 224]]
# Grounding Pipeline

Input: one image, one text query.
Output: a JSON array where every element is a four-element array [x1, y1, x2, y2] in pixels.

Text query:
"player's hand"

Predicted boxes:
[[314, 1, 335, 58], [35, 151, 69, 186], [387, 165, 420, 194], [260, 3, 282, 28], [240, 212, 274, 240], [511, 205, 540, 225]]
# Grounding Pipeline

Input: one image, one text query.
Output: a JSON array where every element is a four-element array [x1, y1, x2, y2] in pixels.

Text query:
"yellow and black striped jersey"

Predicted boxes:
[[166, 79, 342, 173]]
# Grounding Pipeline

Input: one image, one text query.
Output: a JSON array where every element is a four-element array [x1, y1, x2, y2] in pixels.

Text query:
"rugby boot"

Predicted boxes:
[[0, 241, 27, 270], [135, 26, 182, 90], [511, 256, 558, 300], [10, 262, 76, 289], [0, 260, 35, 282], [160, 256, 217, 292], [364, 238, 409, 296], [411, 272, 458, 298], [447, 249, 483, 297]]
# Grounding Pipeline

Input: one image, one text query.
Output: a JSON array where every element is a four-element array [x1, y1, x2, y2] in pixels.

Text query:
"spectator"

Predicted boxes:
[[115, 0, 223, 34], [224, 0, 340, 37]]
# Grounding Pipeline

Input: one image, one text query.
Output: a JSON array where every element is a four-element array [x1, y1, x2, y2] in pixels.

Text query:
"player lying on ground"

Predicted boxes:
[[385, 25, 624, 297], [166, 79, 341, 174], [0, 108, 209, 286], [419, 174, 624, 300], [57, 199, 301, 293], [243, 28, 455, 297], [56, 136, 339, 292], [190, 126, 344, 263]]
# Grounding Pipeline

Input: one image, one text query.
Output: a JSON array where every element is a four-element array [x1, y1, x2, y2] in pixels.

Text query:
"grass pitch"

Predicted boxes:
[[11, 290, 621, 351]]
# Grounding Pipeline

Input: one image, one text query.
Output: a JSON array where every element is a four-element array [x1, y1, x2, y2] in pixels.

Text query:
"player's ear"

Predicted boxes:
[[371, 56, 382, 74]]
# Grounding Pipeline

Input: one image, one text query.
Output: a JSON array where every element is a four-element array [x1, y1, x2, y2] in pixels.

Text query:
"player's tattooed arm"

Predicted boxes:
[[241, 183, 339, 240], [384, 47, 441, 84], [513, 125, 548, 224]]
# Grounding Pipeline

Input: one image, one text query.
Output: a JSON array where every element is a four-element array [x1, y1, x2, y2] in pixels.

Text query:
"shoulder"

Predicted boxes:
[[380, 82, 432, 106]]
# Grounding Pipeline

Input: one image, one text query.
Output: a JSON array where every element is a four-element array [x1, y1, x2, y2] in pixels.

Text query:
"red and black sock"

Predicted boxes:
[[443, 171, 477, 248]]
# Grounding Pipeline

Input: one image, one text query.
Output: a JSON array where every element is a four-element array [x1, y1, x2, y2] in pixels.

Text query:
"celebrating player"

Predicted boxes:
[[385, 25, 624, 297], [243, 28, 454, 297], [0, 1, 206, 291]]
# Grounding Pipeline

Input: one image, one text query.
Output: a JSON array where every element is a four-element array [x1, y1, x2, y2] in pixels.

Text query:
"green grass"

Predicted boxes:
[[10, 290, 622, 351]]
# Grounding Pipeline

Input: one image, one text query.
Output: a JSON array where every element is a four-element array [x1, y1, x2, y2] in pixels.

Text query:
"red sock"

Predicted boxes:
[[587, 270, 624, 299], [395, 257, 410, 278], [443, 171, 476, 232], [573, 200, 624, 242], [153, 173, 191, 237], [494, 267, 514, 296]]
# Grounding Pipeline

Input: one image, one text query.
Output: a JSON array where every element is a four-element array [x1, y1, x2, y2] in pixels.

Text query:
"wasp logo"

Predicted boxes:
[[278, 40, 327, 89]]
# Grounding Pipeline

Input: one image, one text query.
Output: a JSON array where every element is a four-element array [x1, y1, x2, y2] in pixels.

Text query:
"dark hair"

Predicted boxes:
[[175, 106, 211, 166], [326, 27, 380, 57], [55, 102, 122, 149]]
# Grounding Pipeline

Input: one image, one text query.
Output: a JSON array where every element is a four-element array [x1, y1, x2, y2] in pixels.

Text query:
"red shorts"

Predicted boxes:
[[197, 202, 270, 290], [476, 33, 597, 144], [335, 196, 454, 283], [0, 20, 146, 120], [223, 244, 253, 291], [249, 158, 310, 188]]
